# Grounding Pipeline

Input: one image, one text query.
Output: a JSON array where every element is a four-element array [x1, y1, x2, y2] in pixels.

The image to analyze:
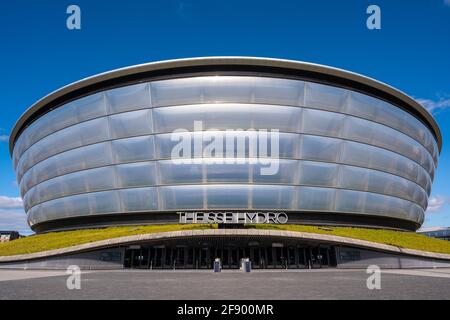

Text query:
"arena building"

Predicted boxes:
[[5, 57, 448, 270]]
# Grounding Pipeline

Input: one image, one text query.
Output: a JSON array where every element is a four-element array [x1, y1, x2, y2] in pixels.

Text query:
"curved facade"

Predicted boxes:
[[10, 57, 441, 232]]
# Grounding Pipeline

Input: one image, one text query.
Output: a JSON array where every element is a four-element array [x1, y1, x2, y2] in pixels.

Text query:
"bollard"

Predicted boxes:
[[213, 258, 221, 273], [241, 258, 251, 273]]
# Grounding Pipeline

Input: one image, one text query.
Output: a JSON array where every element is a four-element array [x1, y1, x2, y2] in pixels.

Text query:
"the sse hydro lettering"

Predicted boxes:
[[10, 57, 441, 234], [178, 212, 289, 224]]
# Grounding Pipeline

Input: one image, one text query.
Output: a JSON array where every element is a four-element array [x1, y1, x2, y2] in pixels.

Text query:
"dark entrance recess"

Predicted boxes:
[[123, 237, 337, 270]]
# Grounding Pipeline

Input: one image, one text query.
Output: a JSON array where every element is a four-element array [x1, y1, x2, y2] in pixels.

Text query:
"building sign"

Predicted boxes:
[[178, 212, 289, 224]]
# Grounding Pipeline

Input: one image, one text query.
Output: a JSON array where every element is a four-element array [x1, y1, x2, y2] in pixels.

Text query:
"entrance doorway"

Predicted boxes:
[[124, 238, 336, 270]]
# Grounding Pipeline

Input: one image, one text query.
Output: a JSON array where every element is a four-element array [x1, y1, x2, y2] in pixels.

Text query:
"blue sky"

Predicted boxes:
[[0, 0, 449, 234]]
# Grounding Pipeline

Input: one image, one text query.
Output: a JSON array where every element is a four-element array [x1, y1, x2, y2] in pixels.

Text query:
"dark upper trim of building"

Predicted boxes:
[[9, 57, 442, 155]]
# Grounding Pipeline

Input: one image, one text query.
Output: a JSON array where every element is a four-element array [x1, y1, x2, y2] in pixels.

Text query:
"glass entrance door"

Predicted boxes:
[[175, 247, 186, 269], [123, 241, 336, 270], [197, 247, 209, 269], [153, 247, 164, 269], [250, 247, 262, 269], [287, 247, 297, 269]]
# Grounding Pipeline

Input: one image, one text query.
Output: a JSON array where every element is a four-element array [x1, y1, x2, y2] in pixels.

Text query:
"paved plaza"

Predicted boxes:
[[0, 268, 449, 300]]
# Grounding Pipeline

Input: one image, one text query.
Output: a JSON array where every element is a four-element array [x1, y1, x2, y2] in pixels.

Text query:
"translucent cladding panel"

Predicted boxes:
[[338, 165, 370, 192], [198, 77, 253, 104], [14, 129, 26, 154], [41, 190, 121, 220], [109, 109, 153, 139], [57, 116, 109, 153], [106, 83, 150, 114], [118, 187, 158, 212], [362, 192, 391, 216], [23, 185, 39, 211], [17, 117, 110, 180], [62, 166, 116, 196], [16, 150, 34, 183], [364, 165, 416, 201], [424, 133, 434, 158], [152, 77, 206, 106], [417, 169, 431, 195], [419, 152, 433, 177], [418, 209, 425, 225], [252, 185, 296, 209], [27, 205, 42, 226], [413, 187, 427, 209], [153, 104, 302, 133], [431, 139, 439, 165], [395, 107, 428, 147], [155, 132, 193, 159], [302, 108, 345, 137], [158, 160, 203, 184], [206, 185, 250, 209], [375, 101, 406, 134], [11, 108, 73, 164], [205, 160, 249, 183], [334, 189, 368, 214], [409, 205, 424, 223], [12, 128, 36, 171], [304, 82, 348, 112], [338, 165, 422, 206], [33, 204, 44, 225], [32, 142, 113, 187], [387, 197, 411, 220], [34, 177, 66, 204], [13, 101, 77, 162], [341, 116, 376, 145], [425, 176, 431, 196], [23, 175, 52, 208], [40, 196, 72, 221], [159, 185, 205, 210], [340, 141, 418, 181], [427, 157, 435, 180], [425, 132, 438, 162], [366, 120, 431, 169], [299, 161, 339, 187], [277, 133, 302, 159], [301, 135, 341, 162], [346, 91, 380, 120], [297, 186, 335, 211], [26, 103, 78, 147], [374, 102, 438, 165], [252, 159, 299, 184], [403, 118, 438, 166], [19, 168, 34, 197], [115, 162, 156, 188], [391, 153, 420, 183], [74, 92, 107, 122], [395, 108, 437, 161], [424, 131, 437, 161], [37, 166, 116, 204], [12, 92, 106, 172], [335, 190, 408, 218], [251, 77, 304, 106], [111, 136, 155, 163], [152, 76, 305, 107], [87, 190, 120, 215], [12, 142, 22, 170]]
